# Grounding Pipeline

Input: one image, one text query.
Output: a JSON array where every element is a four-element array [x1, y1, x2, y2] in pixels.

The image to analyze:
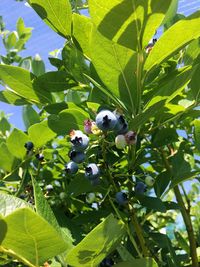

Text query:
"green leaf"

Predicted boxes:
[[136, 195, 167, 212], [0, 65, 52, 104], [0, 143, 15, 172], [72, 14, 92, 58], [66, 214, 125, 267], [145, 11, 200, 73], [90, 27, 137, 114], [44, 102, 68, 114], [31, 54, 45, 77], [32, 178, 74, 251], [144, 66, 192, 109], [0, 208, 68, 267], [34, 71, 77, 92], [0, 90, 29, 106], [162, 0, 178, 26], [0, 117, 10, 134], [190, 63, 200, 101], [22, 105, 40, 129], [170, 151, 191, 179], [152, 128, 178, 148], [114, 258, 158, 267], [0, 192, 32, 217], [174, 231, 190, 254], [6, 129, 29, 159], [154, 171, 171, 197], [184, 38, 200, 65], [89, 0, 172, 50], [193, 119, 200, 150], [29, 0, 72, 38], [48, 107, 88, 135], [28, 121, 56, 148]]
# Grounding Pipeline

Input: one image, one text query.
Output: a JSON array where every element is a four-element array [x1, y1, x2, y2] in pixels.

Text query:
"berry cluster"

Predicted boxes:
[[24, 141, 44, 161]]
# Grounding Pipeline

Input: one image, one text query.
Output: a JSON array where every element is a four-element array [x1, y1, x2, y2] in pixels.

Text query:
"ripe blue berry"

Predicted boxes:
[[65, 161, 78, 174], [135, 182, 146, 194], [24, 141, 34, 151], [85, 163, 100, 180], [46, 184, 53, 191], [95, 110, 117, 131], [69, 150, 86, 164], [116, 191, 128, 205], [71, 133, 89, 151], [114, 113, 128, 134], [36, 153, 44, 161]]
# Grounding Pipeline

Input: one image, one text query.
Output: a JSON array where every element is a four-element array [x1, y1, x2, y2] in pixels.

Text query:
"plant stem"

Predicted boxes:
[[109, 196, 142, 258], [160, 149, 198, 267]]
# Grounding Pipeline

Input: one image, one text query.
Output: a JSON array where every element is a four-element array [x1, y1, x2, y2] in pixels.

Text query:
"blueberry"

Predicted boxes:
[[100, 258, 114, 267], [135, 182, 146, 194], [115, 134, 127, 149], [35, 153, 44, 161], [69, 150, 86, 164], [85, 163, 100, 180], [24, 141, 34, 151], [145, 175, 155, 187], [115, 191, 128, 205], [65, 161, 78, 174], [71, 133, 89, 151], [114, 113, 128, 134], [95, 110, 117, 131]]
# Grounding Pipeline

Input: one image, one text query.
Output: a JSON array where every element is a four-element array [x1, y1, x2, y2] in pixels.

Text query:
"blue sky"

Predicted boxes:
[[0, 0, 200, 129]]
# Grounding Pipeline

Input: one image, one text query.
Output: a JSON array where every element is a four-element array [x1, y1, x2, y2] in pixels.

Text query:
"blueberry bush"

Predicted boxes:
[[0, 0, 200, 266]]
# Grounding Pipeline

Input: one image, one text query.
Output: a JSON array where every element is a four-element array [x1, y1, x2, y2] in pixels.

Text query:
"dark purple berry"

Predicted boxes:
[[65, 161, 78, 174], [24, 141, 34, 151], [85, 163, 100, 180], [135, 182, 146, 194], [116, 191, 128, 205], [69, 150, 86, 164]]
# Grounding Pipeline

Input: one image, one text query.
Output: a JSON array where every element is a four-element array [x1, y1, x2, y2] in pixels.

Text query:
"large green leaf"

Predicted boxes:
[[0, 208, 68, 267], [0, 143, 15, 172], [29, 0, 72, 38], [89, 0, 172, 50], [0, 193, 32, 217], [0, 65, 52, 104], [144, 66, 192, 109], [6, 129, 29, 159], [90, 28, 137, 114], [145, 11, 200, 72], [114, 258, 158, 267], [32, 178, 73, 250], [28, 121, 56, 148], [162, 0, 178, 26], [34, 71, 77, 92], [48, 107, 88, 135], [136, 195, 167, 212], [190, 62, 200, 101], [66, 214, 125, 267], [72, 14, 92, 58]]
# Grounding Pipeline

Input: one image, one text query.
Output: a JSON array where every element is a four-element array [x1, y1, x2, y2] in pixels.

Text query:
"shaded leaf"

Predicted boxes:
[[22, 105, 40, 130]]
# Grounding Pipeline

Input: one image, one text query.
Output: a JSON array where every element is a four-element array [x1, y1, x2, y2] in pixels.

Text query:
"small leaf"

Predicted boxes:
[[136, 195, 167, 212], [7, 129, 29, 159], [0, 90, 29, 106], [152, 128, 178, 148], [66, 214, 125, 267], [22, 105, 40, 130], [31, 54, 45, 77], [0, 142, 15, 172], [0, 65, 52, 104], [29, 0, 72, 38], [193, 119, 200, 150], [28, 121, 56, 148], [34, 71, 77, 92], [48, 108, 88, 135]]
